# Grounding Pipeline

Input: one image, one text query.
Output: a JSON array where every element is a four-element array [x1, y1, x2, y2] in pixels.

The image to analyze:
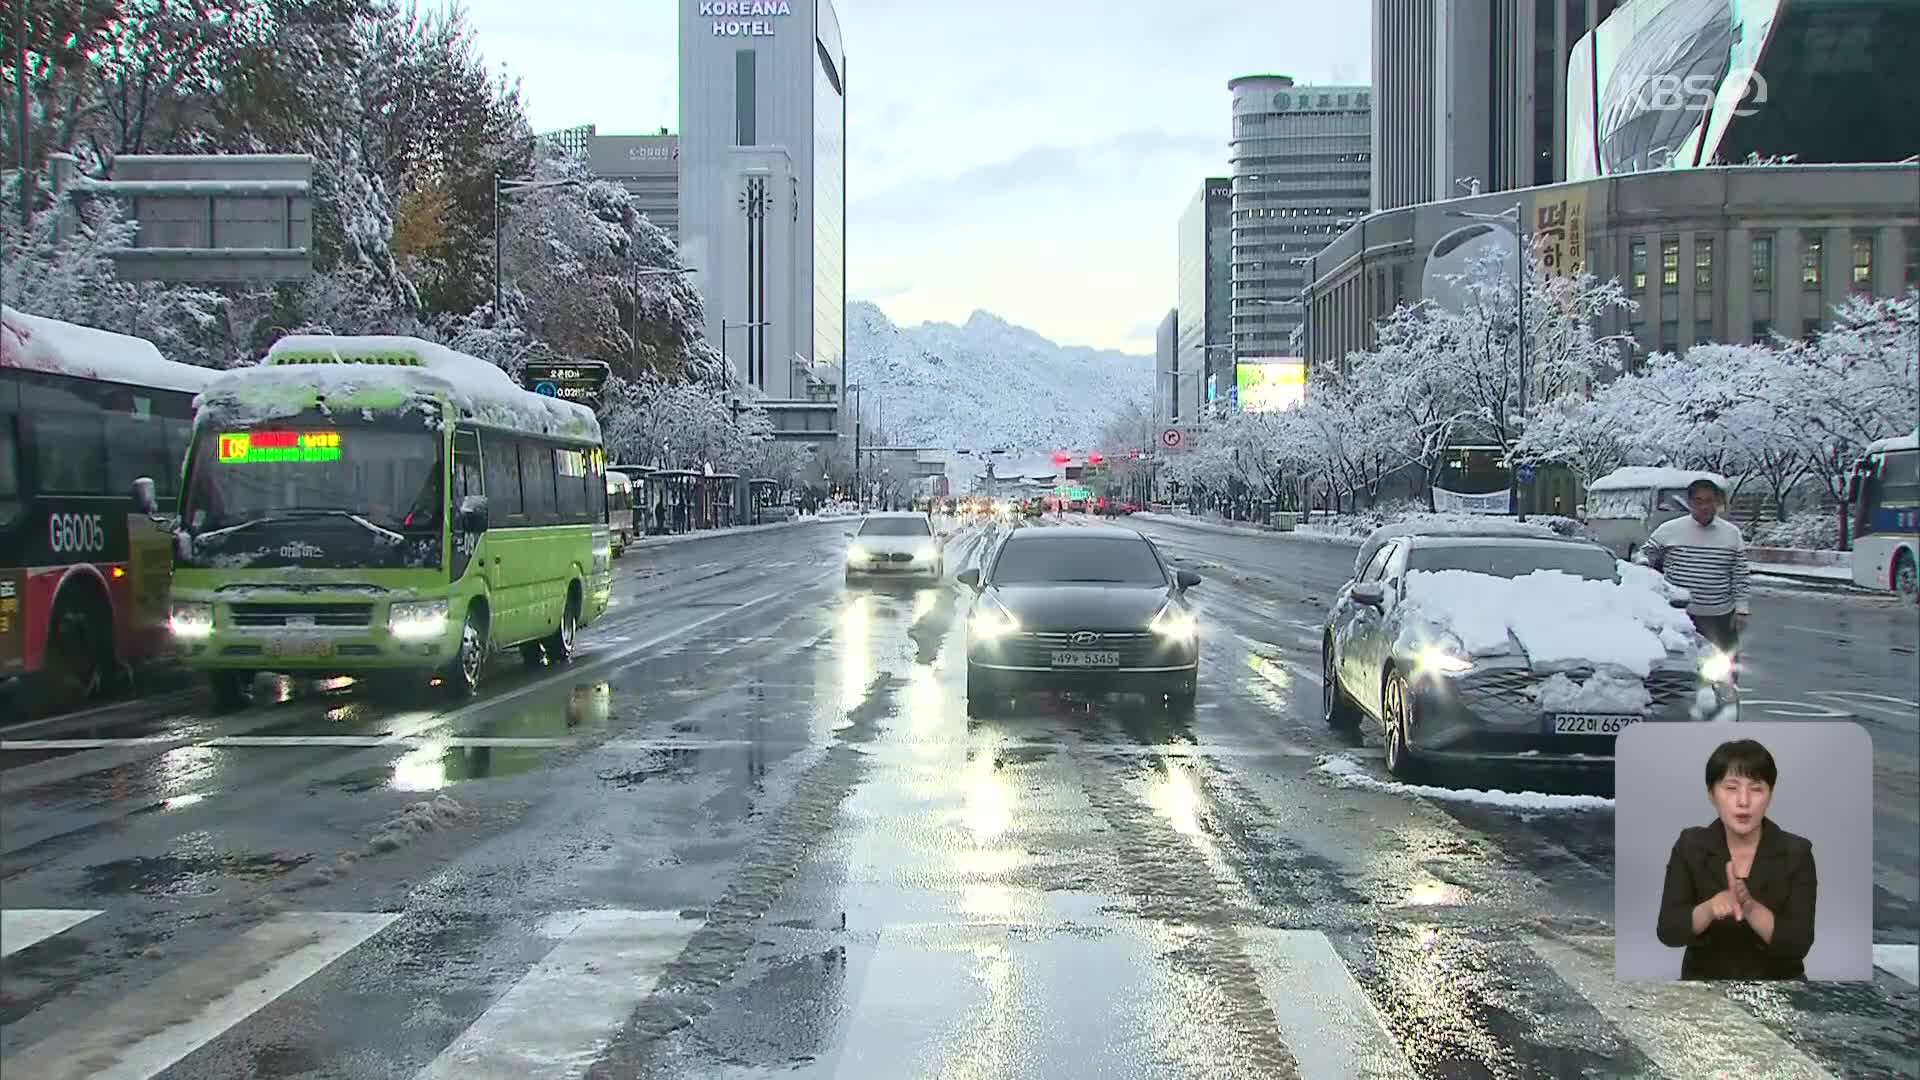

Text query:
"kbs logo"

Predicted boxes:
[[1621, 68, 1769, 117], [48, 512, 107, 554]]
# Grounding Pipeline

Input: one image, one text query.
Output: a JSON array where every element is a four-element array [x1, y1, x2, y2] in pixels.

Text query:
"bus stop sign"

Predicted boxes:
[[521, 361, 610, 408]]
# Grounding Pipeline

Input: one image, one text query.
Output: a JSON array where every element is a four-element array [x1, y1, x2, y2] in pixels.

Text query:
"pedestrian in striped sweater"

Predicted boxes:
[[1640, 477, 1751, 660]]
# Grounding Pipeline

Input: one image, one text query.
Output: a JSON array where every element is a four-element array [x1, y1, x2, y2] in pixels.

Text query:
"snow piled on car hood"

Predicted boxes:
[[1397, 563, 1697, 677]]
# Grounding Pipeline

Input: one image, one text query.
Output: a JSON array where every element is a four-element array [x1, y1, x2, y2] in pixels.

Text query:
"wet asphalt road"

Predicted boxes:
[[1, 514, 1916, 1079]]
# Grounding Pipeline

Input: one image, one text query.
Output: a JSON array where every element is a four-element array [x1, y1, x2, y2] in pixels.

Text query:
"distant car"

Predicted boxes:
[[957, 526, 1201, 717], [1321, 526, 1737, 780], [846, 512, 943, 585]]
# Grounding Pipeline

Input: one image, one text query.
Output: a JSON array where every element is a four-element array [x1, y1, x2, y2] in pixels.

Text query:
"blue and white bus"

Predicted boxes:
[[1848, 430, 1919, 599]]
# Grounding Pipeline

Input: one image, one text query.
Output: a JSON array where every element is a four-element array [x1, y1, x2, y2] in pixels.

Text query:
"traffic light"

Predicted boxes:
[[1088, 452, 1104, 466], [1052, 451, 1072, 466]]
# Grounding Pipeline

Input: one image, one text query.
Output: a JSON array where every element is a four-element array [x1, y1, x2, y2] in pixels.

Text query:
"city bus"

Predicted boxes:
[[606, 469, 635, 557], [1847, 430, 1919, 599], [157, 335, 613, 708], [1, 307, 218, 715]]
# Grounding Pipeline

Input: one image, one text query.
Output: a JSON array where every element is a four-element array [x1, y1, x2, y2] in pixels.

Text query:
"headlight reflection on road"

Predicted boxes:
[[912, 587, 938, 624], [905, 666, 944, 745], [840, 595, 873, 712], [390, 741, 450, 791], [961, 743, 1016, 844]]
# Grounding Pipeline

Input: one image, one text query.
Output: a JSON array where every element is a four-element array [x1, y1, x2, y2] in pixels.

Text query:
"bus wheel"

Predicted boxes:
[[1895, 550, 1918, 602], [442, 609, 487, 699], [209, 671, 255, 713], [545, 590, 580, 665], [43, 587, 113, 713]]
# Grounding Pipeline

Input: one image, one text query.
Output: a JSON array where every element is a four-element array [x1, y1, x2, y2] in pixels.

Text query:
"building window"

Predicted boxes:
[[734, 50, 757, 145], [1803, 317, 1821, 340], [1751, 235, 1773, 289], [1661, 237, 1679, 290], [1695, 238, 1714, 290], [1802, 235, 1822, 288], [1660, 319, 1679, 353], [1851, 233, 1874, 292], [1630, 240, 1648, 290], [1752, 319, 1772, 342]]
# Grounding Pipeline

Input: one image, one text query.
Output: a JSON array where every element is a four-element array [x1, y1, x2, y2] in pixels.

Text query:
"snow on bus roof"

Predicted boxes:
[[1, 305, 219, 394], [1866, 430, 1917, 455], [199, 334, 600, 440], [1585, 466, 1730, 493]]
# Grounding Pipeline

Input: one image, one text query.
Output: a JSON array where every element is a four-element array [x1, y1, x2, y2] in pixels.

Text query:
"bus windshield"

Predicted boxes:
[[179, 414, 444, 571]]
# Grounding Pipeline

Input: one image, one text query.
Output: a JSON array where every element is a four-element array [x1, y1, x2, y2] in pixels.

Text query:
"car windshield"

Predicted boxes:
[[183, 418, 442, 534], [1409, 543, 1618, 581], [858, 517, 931, 537], [991, 537, 1166, 585]]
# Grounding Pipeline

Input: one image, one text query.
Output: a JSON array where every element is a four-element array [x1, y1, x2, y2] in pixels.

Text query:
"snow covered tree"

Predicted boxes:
[[1344, 303, 1479, 508]]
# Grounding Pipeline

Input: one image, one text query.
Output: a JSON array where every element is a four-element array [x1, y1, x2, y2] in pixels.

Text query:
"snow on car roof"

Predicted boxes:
[[1354, 517, 1562, 579], [1866, 430, 1918, 454], [1585, 466, 1729, 493], [199, 334, 600, 440], [1, 306, 219, 394]]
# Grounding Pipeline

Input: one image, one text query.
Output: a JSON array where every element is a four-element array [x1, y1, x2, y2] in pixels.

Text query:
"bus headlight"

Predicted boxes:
[[389, 600, 449, 640], [168, 602, 214, 640]]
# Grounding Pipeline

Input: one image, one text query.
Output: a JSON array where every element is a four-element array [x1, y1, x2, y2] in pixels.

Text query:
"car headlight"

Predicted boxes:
[[969, 602, 1021, 641], [1414, 638, 1473, 677], [846, 545, 869, 564], [389, 599, 450, 640], [1149, 603, 1198, 643], [1700, 647, 1735, 685], [169, 601, 214, 640]]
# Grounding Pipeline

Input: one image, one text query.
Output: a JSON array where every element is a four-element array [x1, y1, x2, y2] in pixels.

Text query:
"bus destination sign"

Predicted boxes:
[[521, 360, 611, 408]]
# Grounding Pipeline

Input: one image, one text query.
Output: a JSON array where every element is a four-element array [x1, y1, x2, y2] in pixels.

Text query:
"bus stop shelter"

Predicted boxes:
[[747, 478, 781, 524]]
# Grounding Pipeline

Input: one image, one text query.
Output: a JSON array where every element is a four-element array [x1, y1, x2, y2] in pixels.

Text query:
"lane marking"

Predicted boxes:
[[1241, 928, 1415, 1080], [2, 735, 188, 751], [0, 908, 104, 958], [3, 911, 397, 1080], [1873, 943, 1919, 987], [1529, 934, 1836, 1080], [1783, 624, 1854, 640], [416, 910, 699, 1080], [1809, 690, 1920, 719]]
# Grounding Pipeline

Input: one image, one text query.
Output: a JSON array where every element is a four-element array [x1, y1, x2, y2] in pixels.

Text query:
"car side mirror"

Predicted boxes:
[[1351, 581, 1386, 608], [131, 477, 160, 516], [956, 568, 982, 589], [458, 494, 489, 533], [1175, 569, 1201, 590]]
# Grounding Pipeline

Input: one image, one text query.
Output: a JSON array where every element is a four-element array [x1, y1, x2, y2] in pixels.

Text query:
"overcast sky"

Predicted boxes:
[[457, 0, 1370, 355]]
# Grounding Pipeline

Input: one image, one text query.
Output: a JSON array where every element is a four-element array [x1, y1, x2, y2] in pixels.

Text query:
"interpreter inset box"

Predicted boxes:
[[1613, 721, 1873, 981]]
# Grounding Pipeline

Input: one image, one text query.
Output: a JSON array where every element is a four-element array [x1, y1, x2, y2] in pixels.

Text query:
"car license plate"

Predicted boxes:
[[1550, 713, 1640, 735], [270, 637, 334, 660], [1051, 650, 1119, 668]]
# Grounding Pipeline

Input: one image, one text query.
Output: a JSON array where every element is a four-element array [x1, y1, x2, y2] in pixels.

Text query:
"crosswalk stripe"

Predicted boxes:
[[1873, 942, 1918, 986], [1529, 934, 1836, 1080], [3, 911, 397, 1080], [1240, 928, 1415, 1080], [0, 909, 103, 958], [414, 909, 699, 1080]]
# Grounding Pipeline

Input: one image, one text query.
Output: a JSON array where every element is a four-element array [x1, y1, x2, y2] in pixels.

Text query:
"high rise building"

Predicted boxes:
[[1371, 0, 1621, 211], [585, 133, 679, 242], [1227, 75, 1372, 361], [678, 0, 846, 440], [1154, 308, 1180, 429], [1177, 178, 1234, 413], [535, 123, 597, 162]]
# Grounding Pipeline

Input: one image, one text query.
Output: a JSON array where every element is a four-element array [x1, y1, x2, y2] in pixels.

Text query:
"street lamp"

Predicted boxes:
[[845, 381, 865, 501]]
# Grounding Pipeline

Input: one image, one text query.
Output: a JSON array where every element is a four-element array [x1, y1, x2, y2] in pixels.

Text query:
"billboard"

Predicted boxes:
[[1566, 0, 1784, 181], [1236, 359, 1306, 412], [586, 135, 679, 177]]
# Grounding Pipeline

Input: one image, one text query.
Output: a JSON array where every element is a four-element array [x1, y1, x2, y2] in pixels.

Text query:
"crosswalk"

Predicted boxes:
[[3, 906, 1915, 1079]]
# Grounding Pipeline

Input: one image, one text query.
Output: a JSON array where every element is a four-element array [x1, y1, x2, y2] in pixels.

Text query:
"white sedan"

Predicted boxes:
[[845, 512, 944, 585]]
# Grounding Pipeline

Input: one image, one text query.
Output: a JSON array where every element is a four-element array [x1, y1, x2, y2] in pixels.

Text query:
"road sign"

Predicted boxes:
[[521, 360, 611, 408], [1517, 463, 1537, 482], [1160, 428, 1185, 449]]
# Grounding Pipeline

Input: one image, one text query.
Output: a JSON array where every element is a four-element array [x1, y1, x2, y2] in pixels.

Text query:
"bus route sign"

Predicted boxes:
[[521, 360, 611, 408]]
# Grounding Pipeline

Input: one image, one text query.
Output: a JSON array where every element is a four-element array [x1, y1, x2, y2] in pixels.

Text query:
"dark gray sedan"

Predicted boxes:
[[958, 527, 1201, 717], [1321, 530, 1737, 780]]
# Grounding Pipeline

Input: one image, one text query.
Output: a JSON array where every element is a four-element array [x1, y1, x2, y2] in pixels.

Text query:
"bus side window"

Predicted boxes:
[[518, 438, 556, 524], [483, 433, 523, 519], [453, 428, 483, 508]]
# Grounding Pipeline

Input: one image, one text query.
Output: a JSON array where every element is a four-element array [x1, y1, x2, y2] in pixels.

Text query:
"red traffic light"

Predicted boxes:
[[1088, 453, 1104, 465], [1052, 451, 1072, 465]]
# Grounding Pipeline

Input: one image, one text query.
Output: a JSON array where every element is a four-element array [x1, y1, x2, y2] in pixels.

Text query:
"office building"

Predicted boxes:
[[679, 0, 846, 439], [584, 133, 679, 242], [1177, 178, 1234, 413], [1227, 75, 1371, 361], [1371, 0, 1620, 211], [536, 123, 597, 162], [1154, 308, 1182, 428], [1300, 162, 1920, 368]]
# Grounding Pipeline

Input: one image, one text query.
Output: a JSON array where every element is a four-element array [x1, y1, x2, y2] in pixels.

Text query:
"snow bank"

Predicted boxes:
[[202, 335, 600, 440], [1866, 430, 1917, 454], [1398, 566, 1697, 677], [1585, 466, 1729, 493], [1, 305, 218, 394], [1312, 754, 1614, 811]]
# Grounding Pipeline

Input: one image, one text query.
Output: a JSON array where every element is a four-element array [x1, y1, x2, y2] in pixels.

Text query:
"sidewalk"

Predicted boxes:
[[628, 515, 836, 552], [1749, 562, 1869, 592]]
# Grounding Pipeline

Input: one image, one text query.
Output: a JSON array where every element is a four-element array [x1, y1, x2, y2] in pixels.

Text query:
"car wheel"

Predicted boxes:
[[442, 608, 488, 699], [545, 590, 580, 665], [1322, 634, 1360, 729], [208, 670, 255, 713], [1894, 550, 1918, 602], [1381, 669, 1423, 781]]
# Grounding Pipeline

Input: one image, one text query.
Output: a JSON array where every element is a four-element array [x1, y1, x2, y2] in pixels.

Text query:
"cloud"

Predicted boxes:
[[1125, 320, 1163, 340], [851, 282, 914, 300]]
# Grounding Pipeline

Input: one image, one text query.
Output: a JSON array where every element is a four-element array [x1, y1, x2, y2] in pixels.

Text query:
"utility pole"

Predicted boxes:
[[492, 172, 503, 318], [15, 0, 31, 230]]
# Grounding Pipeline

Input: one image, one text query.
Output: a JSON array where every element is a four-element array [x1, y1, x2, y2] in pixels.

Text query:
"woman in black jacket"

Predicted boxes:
[[1656, 738, 1817, 980]]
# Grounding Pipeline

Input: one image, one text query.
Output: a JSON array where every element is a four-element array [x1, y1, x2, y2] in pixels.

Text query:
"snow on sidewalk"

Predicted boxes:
[[1750, 562, 1855, 583]]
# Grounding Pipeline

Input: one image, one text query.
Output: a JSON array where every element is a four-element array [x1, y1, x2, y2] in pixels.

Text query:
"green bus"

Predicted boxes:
[[151, 335, 613, 709]]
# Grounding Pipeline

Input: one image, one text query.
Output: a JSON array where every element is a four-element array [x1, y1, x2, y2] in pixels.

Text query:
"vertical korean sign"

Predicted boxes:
[[1531, 186, 1589, 277]]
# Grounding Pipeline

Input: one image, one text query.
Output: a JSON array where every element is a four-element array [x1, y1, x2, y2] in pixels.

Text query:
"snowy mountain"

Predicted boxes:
[[844, 301, 1152, 455]]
